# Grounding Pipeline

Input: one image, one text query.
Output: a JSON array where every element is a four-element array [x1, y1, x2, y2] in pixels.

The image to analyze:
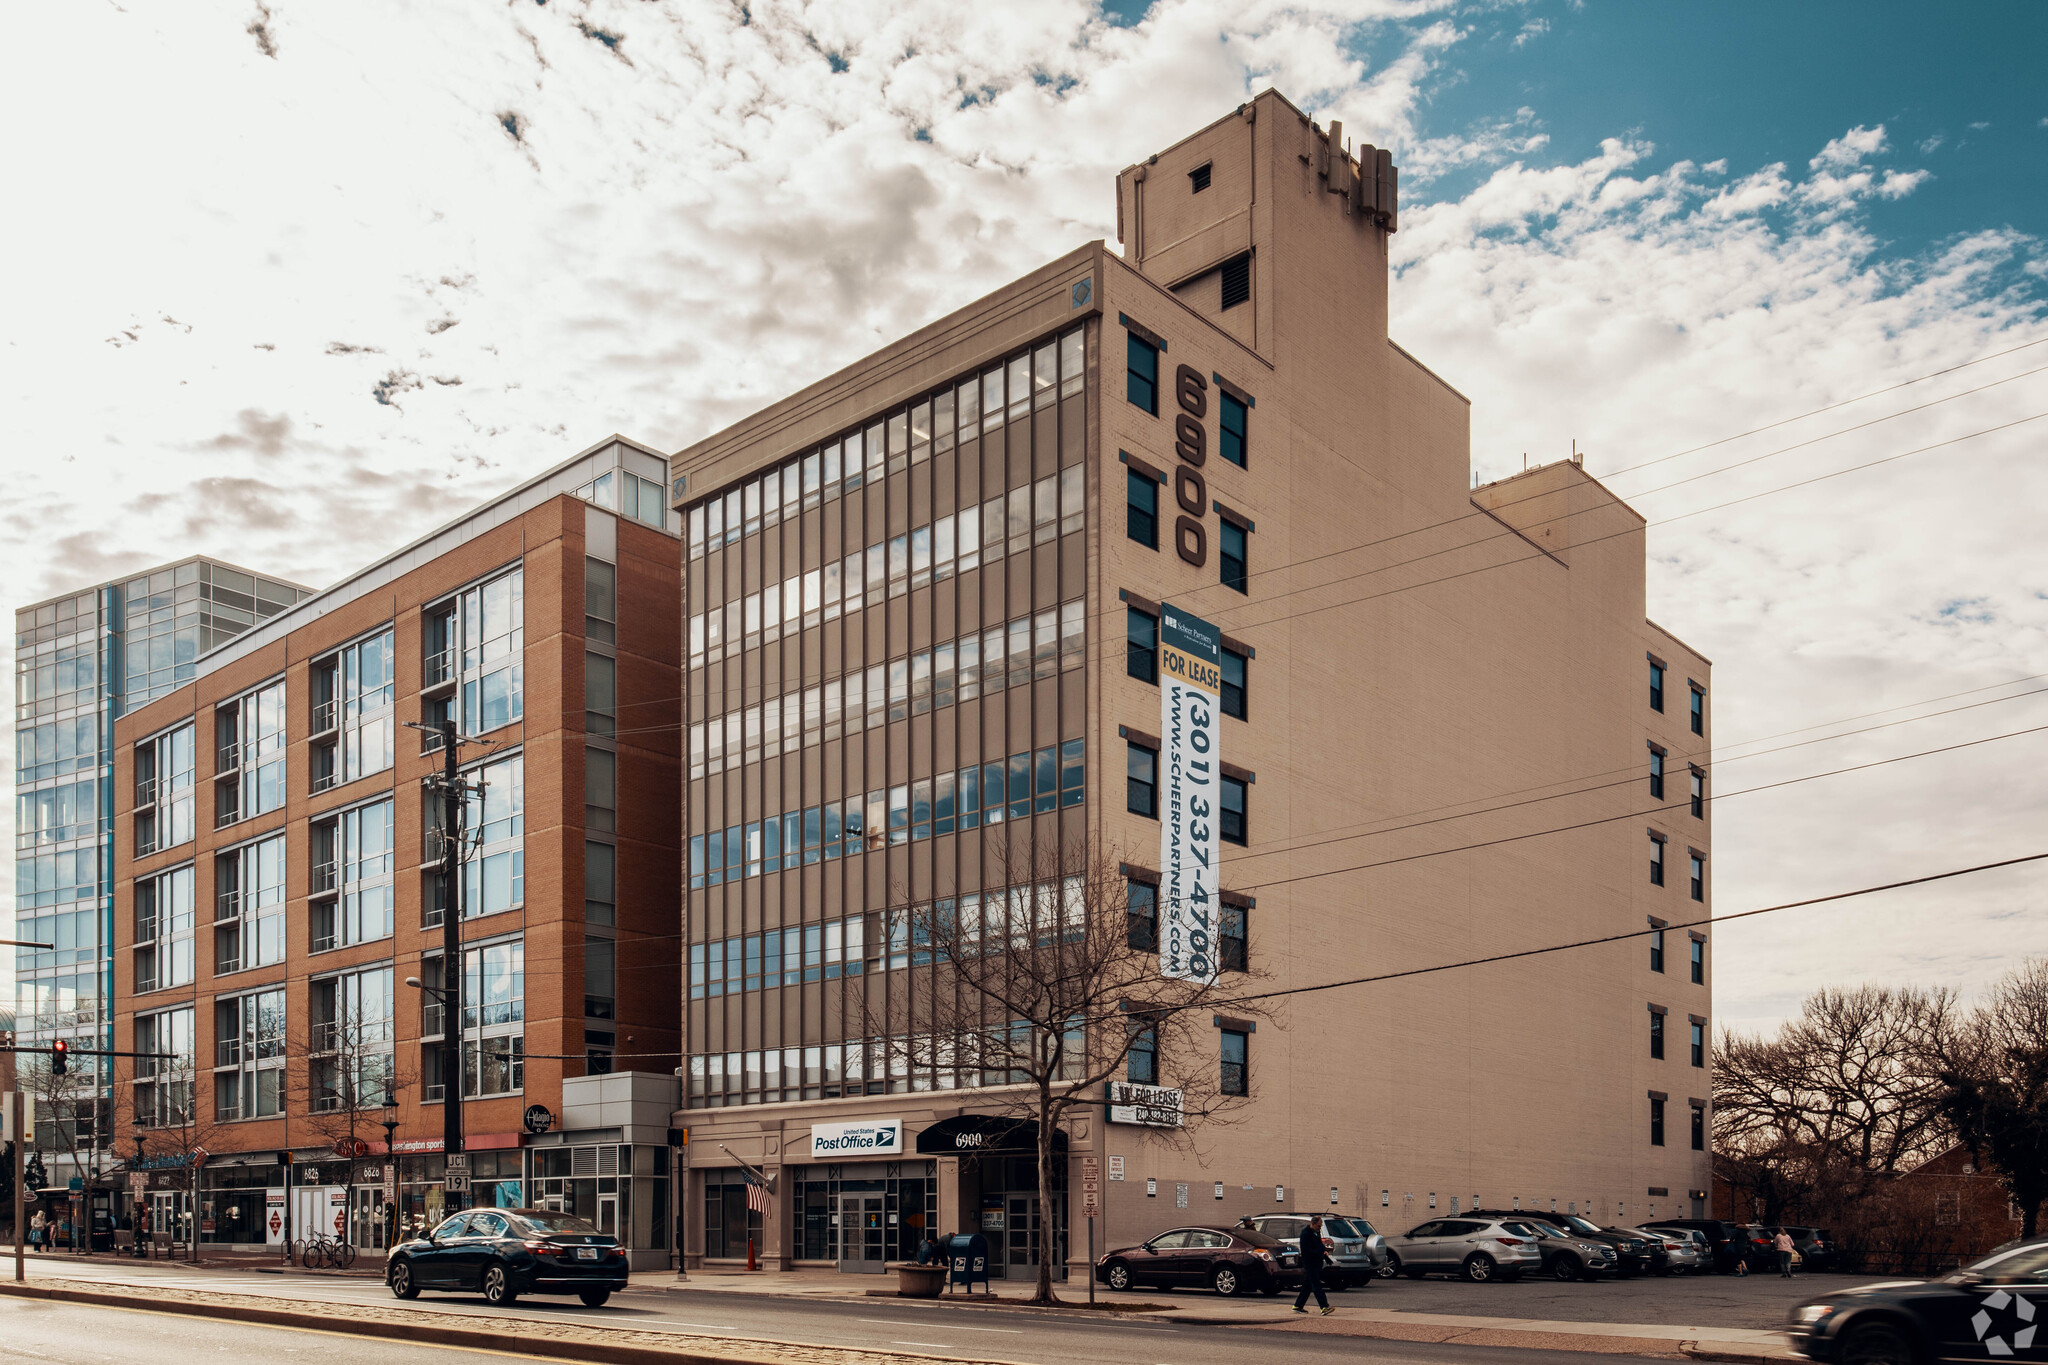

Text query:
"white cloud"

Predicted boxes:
[[1512, 17, 1549, 46], [1, 1, 2042, 1034]]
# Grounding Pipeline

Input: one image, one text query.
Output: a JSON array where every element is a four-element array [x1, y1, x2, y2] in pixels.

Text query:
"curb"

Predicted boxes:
[[0, 1280, 943, 1365]]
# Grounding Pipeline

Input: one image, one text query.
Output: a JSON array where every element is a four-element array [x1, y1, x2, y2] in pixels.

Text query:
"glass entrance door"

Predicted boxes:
[[1002, 1194, 1068, 1281], [837, 1194, 886, 1273]]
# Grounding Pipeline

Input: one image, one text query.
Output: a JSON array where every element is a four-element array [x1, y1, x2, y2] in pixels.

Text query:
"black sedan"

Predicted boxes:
[[1096, 1225, 1299, 1297], [388, 1208, 628, 1307], [1788, 1237, 2048, 1364]]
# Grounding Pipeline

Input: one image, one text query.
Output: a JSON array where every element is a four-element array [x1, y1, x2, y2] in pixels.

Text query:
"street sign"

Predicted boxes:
[[381, 1163, 397, 1203], [444, 1152, 471, 1194], [1081, 1157, 1100, 1219], [128, 1173, 146, 1199], [1108, 1155, 1125, 1181]]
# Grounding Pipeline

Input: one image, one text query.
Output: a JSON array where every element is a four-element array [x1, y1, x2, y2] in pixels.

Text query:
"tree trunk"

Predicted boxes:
[[1035, 1085, 1058, 1304]]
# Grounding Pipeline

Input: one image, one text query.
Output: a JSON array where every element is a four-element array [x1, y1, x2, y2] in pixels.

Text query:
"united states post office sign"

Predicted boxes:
[[810, 1118, 903, 1158]]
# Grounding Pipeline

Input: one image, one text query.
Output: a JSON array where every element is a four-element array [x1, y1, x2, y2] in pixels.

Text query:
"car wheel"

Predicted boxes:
[[578, 1290, 611, 1308], [481, 1263, 518, 1307], [389, 1261, 420, 1300], [1105, 1262, 1133, 1292], [1551, 1255, 1580, 1282], [1212, 1265, 1243, 1297], [1464, 1254, 1496, 1283], [1377, 1255, 1400, 1279], [1839, 1319, 1915, 1365]]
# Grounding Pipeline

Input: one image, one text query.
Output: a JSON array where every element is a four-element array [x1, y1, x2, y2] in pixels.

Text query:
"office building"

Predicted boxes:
[[664, 91, 1713, 1277]]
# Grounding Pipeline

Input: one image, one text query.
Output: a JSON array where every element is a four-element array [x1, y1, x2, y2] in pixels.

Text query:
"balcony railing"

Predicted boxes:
[[422, 1002, 446, 1038], [423, 828, 453, 866], [311, 768, 339, 795], [216, 1037, 243, 1068], [216, 742, 242, 777], [423, 646, 455, 689], [311, 859, 338, 895], [215, 805, 242, 830], [311, 698, 339, 736], [135, 777, 158, 809], [310, 1020, 341, 1054], [215, 889, 243, 924]]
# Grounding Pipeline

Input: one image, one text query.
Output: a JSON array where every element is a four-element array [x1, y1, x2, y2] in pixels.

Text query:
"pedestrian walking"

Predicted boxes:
[[29, 1210, 46, 1252], [1774, 1229, 1796, 1278], [1292, 1214, 1336, 1315]]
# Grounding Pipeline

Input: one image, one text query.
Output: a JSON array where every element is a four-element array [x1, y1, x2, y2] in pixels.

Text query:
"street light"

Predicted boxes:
[[403, 975, 463, 1211]]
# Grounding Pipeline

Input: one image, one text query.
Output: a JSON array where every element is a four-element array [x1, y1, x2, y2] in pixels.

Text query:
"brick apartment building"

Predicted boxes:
[[105, 439, 684, 1267], [665, 90, 1713, 1278]]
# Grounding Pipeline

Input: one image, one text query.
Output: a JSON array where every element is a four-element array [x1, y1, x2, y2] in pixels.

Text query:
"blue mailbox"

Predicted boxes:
[[945, 1233, 991, 1293]]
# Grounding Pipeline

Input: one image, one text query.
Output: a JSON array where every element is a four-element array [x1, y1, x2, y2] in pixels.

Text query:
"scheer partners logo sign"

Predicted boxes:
[[1975, 1290, 2038, 1356], [810, 1119, 903, 1158]]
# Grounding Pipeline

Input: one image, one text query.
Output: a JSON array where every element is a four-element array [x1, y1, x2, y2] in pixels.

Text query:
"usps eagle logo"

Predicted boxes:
[[1973, 1290, 2038, 1356]]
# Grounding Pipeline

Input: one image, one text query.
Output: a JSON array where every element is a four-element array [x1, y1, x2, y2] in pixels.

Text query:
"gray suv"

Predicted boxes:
[[1241, 1213, 1386, 1289], [1386, 1218, 1544, 1282]]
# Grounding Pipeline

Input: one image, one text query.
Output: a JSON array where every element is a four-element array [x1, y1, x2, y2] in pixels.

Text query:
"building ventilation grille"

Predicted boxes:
[[598, 1145, 620, 1176], [572, 1146, 598, 1177], [1220, 254, 1251, 310], [1189, 163, 1211, 193]]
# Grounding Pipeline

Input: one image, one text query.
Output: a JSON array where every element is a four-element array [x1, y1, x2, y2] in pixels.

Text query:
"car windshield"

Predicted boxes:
[[513, 1213, 603, 1236], [1948, 1243, 2048, 1283], [1554, 1216, 1602, 1235], [1234, 1228, 1286, 1249], [1324, 1216, 1371, 1238]]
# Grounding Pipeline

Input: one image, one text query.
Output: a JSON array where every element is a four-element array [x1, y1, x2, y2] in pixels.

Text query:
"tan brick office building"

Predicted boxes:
[[667, 91, 1714, 1278], [106, 440, 686, 1267]]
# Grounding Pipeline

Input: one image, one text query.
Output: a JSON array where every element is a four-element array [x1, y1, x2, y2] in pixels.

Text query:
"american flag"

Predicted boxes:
[[742, 1165, 773, 1214]]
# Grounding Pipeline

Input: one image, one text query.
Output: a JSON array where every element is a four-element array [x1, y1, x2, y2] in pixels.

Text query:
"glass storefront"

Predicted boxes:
[[788, 1161, 938, 1268]]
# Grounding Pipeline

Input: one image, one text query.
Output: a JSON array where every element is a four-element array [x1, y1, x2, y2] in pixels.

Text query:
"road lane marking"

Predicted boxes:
[[890, 1342, 957, 1349], [860, 1318, 1023, 1332]]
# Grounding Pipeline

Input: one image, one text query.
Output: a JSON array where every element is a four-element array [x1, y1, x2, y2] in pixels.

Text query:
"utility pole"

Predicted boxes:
[[12, 1089, 25, 1282], [434, 716, 465, 1209]]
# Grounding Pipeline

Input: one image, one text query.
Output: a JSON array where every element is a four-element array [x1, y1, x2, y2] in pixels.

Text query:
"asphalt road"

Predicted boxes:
[[7, 1254, 1844, 1364], [0, 1294, 548, 1364]]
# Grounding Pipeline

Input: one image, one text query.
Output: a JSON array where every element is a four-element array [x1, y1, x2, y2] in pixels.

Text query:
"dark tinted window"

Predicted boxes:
[[1127, 742, 1158, 817], [1220, 391, 1248, 466], [1220, 521, 1247, 593], [431, 1214, 473, 1239], [1233, 1227, 1286, 1249], [1127, 470, 1158, 548], [471, 1212, 509, 1238], [1190, 1230, 1231, 1249], [1221, 776, 1247, 844], [1441, 1221, 1486, 1236], [514, 1212, 603, 1235], [1127, 607, 1158, 682], [1221, 647, 1247, 719], [1127, 333, 1159, 414], [1126, 880, 1157, 950]]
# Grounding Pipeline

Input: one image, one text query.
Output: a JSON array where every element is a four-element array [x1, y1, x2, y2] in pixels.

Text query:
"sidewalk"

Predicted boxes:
[[17, 1247, 384, 1277], [667, 1267, 1799, 1359]]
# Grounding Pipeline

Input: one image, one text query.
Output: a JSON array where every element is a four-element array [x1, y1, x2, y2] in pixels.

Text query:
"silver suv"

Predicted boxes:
[[1241, 1213, 1387, 1289], [1386, 1217, 1544, 1282]]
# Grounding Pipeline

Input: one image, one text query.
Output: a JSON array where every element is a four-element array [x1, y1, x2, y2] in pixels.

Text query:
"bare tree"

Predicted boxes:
[[292, 993, 415, 1225], [860, 835, 1272, 1305], [1936, 958, 2048, 1238], [127, 1046, 228, 1262]]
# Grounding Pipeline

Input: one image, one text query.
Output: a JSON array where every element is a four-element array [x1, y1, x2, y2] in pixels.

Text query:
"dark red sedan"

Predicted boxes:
[[1095, 1224, 1299, 1296]]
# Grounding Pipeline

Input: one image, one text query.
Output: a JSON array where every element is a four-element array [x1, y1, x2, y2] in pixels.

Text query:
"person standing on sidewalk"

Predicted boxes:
[[29, 1210, 46, 1252], [1774, 1229, 1796, 1278], [1293, 1215, 1336, 1315]]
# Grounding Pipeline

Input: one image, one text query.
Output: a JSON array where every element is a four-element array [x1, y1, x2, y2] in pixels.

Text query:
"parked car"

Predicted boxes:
[[1096, 1225, 1298, 1297], [387, 1208, 627, 1307], [1472, 1210, 1652, 1276], [1765, 1226, 1840, 1273], [1639, 1226, 1710, 1274], [1652, 1218, 1752, 1274], [1384, 1218, 1543, 1283], [1503, 1218, 1621, 1281], [1787, 1236, 2048, 1365], [1241, 1213, 1385, 1290]]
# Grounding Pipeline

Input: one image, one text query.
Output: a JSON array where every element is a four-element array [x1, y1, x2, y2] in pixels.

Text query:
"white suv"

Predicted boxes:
[[1386, 1218, 1543, 1282]]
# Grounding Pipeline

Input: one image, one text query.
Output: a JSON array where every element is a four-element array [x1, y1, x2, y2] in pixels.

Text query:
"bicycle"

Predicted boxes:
[[295, 1233, 357, 1270]]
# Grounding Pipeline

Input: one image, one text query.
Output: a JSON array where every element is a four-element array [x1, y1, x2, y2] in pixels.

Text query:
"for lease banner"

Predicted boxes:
[[1159, 602, 1222, 983]]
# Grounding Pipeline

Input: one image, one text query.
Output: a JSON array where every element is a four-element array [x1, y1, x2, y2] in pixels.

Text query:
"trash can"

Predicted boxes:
[[944, 1233, 992, 1294]]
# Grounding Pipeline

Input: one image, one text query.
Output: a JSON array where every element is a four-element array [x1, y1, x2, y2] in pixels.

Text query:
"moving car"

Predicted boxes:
[[387, 1208, 628, 1307], [1096, 1225, 1298, 1297], [1787, 1237, 2048, 1365], [1242, 1213, 1386, 1289], [1506, 1217, 1621, 1281], [1384, 1218, 1543, 1283]]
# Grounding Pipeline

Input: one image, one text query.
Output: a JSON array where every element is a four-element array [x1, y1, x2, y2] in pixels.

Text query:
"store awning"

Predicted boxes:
[[915, 1115, 1068, 1156]]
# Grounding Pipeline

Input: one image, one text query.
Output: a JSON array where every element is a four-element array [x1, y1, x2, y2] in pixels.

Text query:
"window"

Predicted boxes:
[[214, 988, 285, 1121], [1128, 1026, 1159, 1085], [1219, 254, 1251, 311], [228, 678, 291, 815], [462, 937, 526, 1098], [215, 834, 285, 975], [1690, 852, 1705, 902], [454, 567, 525, 735], [134, 864, 194, 992], [312, 799, 393, 952], [1220, 521, 1247, 593], [1649, 925, 1666, 973], [1691, 1021, 1705, 1068], [1220, 1029, 1248, 1096], [1127, 469, 1158, 548], [1650, 1095, 1666, 1146], [1689, 769, 1704, 819], [1649, 835, 1665, 887], [584, 557, 617, 646], [1127, 607, 1158, 682], [1221, 904, 1247, 971], [1690, 686, 1705, 736], [133, 1008, 193, 1128], [1221, 647, 1247, 719], [1648, 745, 1665, 800], [1650, 661, 1665, 712], [135, 724, 195, 855], [1127, 332, 1159, 414], [1220, 776, 1247, 845], [703, 1177, 762, 1259], [1127, 880, 1157, 950], [1220, 391, 1248, 467], [338, 634, 394, 783], [1649, 1009, 1666, 1059], [585, 653, 616, 736], [1690, 937, 1705, 985], [586, 746, 616, 833], [462, 752, 525, 917], [309, 967, 394, 1112], [1127, 741, 1157, 817], [1691, 1105, 1706, 1152], [585, 934, 616, 1021], [1060, 738, 1085, 808], [1189, 162, 1211, 193], [586, 840, 615, 926]]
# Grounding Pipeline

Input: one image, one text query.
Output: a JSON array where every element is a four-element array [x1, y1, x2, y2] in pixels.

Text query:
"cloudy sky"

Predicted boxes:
[[4, 0, 2045, 1035]]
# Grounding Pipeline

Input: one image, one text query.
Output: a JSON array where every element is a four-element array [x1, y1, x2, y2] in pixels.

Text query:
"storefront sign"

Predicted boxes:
[[1158, 602, 1222, 984], [811, 1118, 903, 1158], [981, 1207, 1006, 1231], [522, 1104, 555, 1135], [1107, 1082, 1184, 1128]]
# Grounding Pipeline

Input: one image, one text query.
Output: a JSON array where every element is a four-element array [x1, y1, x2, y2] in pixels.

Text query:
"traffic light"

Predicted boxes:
[[51, 1039, 68, 1076]]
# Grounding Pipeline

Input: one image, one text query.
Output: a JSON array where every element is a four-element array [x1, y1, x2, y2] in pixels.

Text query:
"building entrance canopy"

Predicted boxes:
[[914, 1115, 1067, 1156]]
